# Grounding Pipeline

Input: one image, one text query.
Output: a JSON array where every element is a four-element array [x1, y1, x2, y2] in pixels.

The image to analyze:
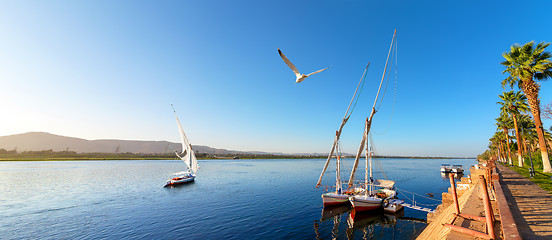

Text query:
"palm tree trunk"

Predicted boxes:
[[499, 142, 506, 163], [512, 114, 524, 167], [503, 128, 513, 165], [521, 80, 552, 172], [534, 114, 551, 172], [498, 144, 504, 163], [521, 135, 527, 154]]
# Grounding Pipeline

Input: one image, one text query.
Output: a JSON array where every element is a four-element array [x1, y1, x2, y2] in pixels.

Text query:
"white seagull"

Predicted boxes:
[[278, 48, 329, 83]]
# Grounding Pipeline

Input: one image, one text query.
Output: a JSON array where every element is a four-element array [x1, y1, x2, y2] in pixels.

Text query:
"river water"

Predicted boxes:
[[0, 158, 475, 239]]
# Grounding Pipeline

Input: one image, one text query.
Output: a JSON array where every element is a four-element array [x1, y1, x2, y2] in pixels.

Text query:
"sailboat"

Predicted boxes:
[[164, 105, 200, 187], [316, 63, 370, 206], [348, 29, 399, 212]]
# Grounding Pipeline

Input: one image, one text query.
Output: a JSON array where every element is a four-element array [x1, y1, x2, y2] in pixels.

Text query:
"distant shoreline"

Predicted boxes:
[[0, 155, 475, 161]]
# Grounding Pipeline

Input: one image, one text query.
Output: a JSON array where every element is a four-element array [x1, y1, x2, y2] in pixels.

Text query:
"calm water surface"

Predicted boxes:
[[0, 158, 475, 239]]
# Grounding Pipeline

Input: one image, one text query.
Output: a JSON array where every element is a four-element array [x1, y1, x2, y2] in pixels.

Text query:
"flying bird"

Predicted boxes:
[[278, 48, 329, 83]]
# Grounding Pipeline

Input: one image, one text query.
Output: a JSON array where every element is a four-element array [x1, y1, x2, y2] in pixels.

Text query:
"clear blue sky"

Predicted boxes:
[[1, 1, 551, 157]]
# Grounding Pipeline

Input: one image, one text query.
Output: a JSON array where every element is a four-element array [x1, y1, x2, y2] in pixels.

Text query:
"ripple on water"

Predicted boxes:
[[0, 159, 476, 239]]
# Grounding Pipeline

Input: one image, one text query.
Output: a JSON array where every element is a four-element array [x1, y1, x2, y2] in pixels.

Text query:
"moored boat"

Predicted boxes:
[[451, 164, 464, 173], [322, 192, 350, 206], [440, 164, 452, 173], [316, 62, 370, 206], [349, 195, 383, 211], [347, 29, 400, 213], [383, 198, 404, 213]]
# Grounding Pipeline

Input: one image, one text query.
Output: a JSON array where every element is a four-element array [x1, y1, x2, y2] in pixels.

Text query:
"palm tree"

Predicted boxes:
[[498, 91, 529, 167], [518, 114, 535, 153], [490, 132, 505, 162], [496, 114, 514, 165], [501, 41, 552, 173], [494, 131, 508, 163]]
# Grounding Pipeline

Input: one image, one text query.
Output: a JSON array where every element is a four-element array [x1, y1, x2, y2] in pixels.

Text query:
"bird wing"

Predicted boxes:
[[278, 49, 301, 77], [306, 66, 329, 77]]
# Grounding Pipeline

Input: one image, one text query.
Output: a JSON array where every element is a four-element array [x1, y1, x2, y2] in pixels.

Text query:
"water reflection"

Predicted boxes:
[[162, 181, 195, 189], [440, 172, 464, 180], [346, 209, 405, 239], [347, 209, 404, 229], [315, 205, 407, 240], [321, 204, 352, 221]]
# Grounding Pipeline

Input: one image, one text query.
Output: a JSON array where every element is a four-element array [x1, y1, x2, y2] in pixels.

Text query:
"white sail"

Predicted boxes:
[[189, 149, 199, 173], [172, 105, 199, 174]]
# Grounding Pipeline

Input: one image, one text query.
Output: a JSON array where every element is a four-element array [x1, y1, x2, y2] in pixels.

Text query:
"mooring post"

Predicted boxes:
[[449, 173, 460, 214], [479, 175, 496, 239]]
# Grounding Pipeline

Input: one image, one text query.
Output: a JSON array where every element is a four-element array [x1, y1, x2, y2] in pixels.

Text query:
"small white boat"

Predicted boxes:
[[440, 164, 452, 173], [451, 165, 464, 173], [319, 149, 351, 206], [164, 171, 195, 187], [383, 199, 404, 213], [322, 192, 350, 206]]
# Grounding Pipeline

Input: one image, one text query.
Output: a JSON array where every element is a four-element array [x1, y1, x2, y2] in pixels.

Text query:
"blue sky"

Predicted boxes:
[[1, 1, 551, 157]]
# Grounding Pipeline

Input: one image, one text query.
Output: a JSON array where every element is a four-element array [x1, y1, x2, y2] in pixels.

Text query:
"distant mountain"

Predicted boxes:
[[0, 132, 261, 155]]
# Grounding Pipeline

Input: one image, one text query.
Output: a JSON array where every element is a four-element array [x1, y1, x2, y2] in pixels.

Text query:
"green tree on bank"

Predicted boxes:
[[501, 41, 552, 173], [496, 114, 514, 165], [497, 91, 529, 167]]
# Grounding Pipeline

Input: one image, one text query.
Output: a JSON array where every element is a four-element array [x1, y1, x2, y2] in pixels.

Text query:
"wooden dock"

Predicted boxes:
[[417, 162, 514, 240], [496, 164, 552, 239]]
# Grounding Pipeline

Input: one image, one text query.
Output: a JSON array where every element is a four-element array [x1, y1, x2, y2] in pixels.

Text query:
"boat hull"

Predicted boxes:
[[349, 195, 382, 211], [164, 175, 195, 187], [322, 193, 350, 206]]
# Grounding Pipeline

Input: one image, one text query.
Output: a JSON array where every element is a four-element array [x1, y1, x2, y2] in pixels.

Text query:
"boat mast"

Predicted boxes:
[[364, 136, 369, 196], [368, 140, 373, 195], [348, 29, 397, 187], [316, 64, 370, 188], [336, 139, 341, 193]]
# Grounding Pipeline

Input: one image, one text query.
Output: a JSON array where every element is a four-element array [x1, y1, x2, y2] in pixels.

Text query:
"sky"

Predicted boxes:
[[1, 1, 551, 158]]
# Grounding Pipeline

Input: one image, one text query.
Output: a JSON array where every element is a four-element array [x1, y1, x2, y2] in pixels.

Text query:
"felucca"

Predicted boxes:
[[164, 105, 200, 187], [348, 29, 399, 212], [316, 63, 370, 206]]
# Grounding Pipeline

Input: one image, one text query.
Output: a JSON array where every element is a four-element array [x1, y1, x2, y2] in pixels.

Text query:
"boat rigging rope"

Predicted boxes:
[[369, 133, 389, 180], [399, 190, 441, 207], [395, 187, 442, 202], [346, 63, 369, 119], [374, 37, 398, 136], [337, 139, 351, 176]]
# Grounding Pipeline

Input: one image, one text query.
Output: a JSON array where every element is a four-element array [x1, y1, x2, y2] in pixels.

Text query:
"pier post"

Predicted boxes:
[[449, 173, 460, 214], [444, 174, 496, 239], [479, 175, 496, 239]]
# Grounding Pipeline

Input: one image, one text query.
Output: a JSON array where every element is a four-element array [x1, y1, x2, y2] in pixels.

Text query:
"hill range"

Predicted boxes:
[[0, 132, 277, 155]]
